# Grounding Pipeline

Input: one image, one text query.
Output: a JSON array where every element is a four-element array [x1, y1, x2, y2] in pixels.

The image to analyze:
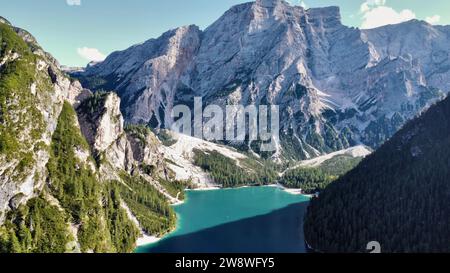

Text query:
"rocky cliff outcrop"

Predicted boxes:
[[76, 92, 133, 179], [0, 20, 84, 222], [0, 19, 181, 253]]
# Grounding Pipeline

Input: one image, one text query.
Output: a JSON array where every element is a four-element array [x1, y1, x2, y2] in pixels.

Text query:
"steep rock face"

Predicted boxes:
[[0, 20, 181, 253], [78, 25, 202, 126], [76, 0, 450, 160], [0, 21, 84, 221], [362, 20, 450, 77], [76, 92, 167, 181], [76, 92, 134, 180], [126, 128, 165, 176]]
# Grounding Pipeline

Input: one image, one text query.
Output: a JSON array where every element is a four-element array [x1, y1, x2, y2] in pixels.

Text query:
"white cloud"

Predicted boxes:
[[66, 0, 81, 6], [77, 47, 106, 63], [360, 0, 386, 13], [426, 15, 441, 25], [360, 0, 416, 29]]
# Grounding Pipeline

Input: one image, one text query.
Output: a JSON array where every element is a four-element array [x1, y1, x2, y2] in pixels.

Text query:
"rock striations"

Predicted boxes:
[[76, 0, 450, 160]]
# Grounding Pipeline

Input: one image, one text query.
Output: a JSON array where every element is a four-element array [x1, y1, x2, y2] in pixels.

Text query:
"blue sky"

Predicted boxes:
[[1, 0, 449, 66]]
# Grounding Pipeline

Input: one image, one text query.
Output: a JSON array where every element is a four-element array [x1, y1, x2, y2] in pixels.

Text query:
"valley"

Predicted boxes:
[[1, 0, 450, 253]]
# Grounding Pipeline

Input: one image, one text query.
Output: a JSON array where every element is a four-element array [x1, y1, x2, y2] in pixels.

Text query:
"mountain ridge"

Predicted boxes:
[[74, 1, 450, 161], [1, 0, 450, 253]]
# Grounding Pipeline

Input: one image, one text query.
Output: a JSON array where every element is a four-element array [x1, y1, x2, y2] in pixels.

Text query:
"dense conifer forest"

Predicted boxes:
[[280, 155, 362, 194], [193, 149, 278, 187], [304, 97, 450, 253]]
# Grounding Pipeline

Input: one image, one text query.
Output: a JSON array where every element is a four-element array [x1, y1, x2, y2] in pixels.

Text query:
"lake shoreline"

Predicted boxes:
[[135, 184, 311, 249], [190, 183, 312, 197], [136, 234, 161, 247]]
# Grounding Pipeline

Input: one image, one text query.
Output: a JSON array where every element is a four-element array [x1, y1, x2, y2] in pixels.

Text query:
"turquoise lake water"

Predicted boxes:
[[135, 186, 310, 253]]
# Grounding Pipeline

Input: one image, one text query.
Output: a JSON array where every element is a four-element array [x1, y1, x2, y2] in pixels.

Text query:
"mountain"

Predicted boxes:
[[0, 18, 83, 221], [2, 0, 450, 253], [0, 18, 191, 253], [74, 0, 450, 161], [304, 95, 450, 253], [0, 16, 303, 252]]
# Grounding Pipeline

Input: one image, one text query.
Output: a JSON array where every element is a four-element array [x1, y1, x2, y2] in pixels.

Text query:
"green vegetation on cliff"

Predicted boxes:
[[104, 183, 140, 253], [158, 178, 192, 201], [0, 22, 46, 163], [47, 102, 113, 252], [0, 197, 71, 253], [117, 173, 176, 236], [0, 21, 177, 253], [0, 102, 156, 253], [47, 101, 143, 252]]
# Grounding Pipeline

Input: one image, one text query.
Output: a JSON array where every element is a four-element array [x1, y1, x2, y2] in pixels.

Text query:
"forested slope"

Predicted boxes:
[[304, 96, 450, 253]]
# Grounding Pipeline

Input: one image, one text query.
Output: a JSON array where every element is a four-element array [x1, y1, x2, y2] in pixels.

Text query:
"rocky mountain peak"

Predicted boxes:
[[253, 0, 341, 22], [255, 0, 285, 8], [74, 2, 450, 161], [255, 0, 278, 5]]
